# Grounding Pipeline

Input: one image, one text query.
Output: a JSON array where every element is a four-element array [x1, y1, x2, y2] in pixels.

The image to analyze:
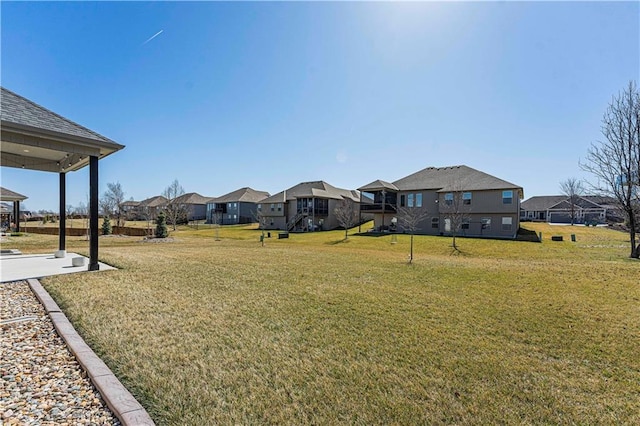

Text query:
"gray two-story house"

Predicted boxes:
[[206, 187, 269, 225], [259, 181, 361, 232], [359, 165, 524, 239]]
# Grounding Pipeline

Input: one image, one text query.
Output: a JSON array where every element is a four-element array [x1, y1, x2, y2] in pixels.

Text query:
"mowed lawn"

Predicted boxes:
[[6, 223, 639, 425]]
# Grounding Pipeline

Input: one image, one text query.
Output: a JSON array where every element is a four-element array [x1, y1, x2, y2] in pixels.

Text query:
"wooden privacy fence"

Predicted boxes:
[[22, 226, 150, 237]]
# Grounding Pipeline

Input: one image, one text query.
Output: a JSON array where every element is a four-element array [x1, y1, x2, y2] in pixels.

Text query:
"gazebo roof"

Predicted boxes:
[[0, 186, 28, 202], [0, 87, 124, 173]]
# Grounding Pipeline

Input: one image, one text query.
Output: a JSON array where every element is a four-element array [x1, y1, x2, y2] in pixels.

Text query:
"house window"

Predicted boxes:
[[257, 204, 262, 211], [463, 192, 472, 205], [270, 219, 274, 226], [431, 217, 439, 229], [416, 193, 423, 208], [270, 204, 275, 212], [461, 220, 470, 230], [503, 190, 513, 204], [444, 218, 451, 232], [502, 217, 512, 231], [277, 203, 282, 212], [399, 194, 405, 207], [408, 194, 414, 207], [315, 198, 329, 215], [445, 193, 453, 206], [481, 218, 491, 230], [233, 214, 237, 220]]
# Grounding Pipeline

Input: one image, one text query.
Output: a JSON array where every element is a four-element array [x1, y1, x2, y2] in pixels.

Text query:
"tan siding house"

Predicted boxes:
[[260, 181, 360, 231], [359, 165, 523, 239]]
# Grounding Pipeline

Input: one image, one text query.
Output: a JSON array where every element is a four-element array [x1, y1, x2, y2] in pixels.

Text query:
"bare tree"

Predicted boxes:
[[163, 179, 187, 231], [139, 206, 151, 236], [440, 181, 471, 252], [334, 198, 356, 240], [102, 182, 126, 227], [98, 195, 116, 219], [581, 80, 640, 258], [559, 177, 584, 225], [75, 200, 89, 240], [397, 206, 429, 264], [66, 204, 75, 228], [254, 208, 268, 246]]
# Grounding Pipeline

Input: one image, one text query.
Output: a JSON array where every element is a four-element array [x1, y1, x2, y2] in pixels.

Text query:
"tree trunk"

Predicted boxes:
[[629, 215, 638, 258], [409, 234, 414, 263]]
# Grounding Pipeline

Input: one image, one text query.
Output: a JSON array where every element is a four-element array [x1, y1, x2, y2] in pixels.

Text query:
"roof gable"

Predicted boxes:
[[521, 196, 567, 211], [262, 181, 360, 203], [1, 87, 119, 145], [210, 187, 270, 203], [358, 180, 399, 192], [523, 195, 608, 211], [393, 165, 522, 193], [261, 191, 286, 204], [139, 195, 168, 208], [173, 192, 212, 205], [0, 186, 28, 202]]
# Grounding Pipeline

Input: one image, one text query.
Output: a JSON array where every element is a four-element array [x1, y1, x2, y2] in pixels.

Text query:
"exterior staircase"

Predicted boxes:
[[287, 211, 306, 231]]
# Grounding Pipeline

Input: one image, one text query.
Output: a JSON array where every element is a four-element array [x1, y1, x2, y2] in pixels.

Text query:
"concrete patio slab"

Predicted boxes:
[[0, 252, 116, 282]]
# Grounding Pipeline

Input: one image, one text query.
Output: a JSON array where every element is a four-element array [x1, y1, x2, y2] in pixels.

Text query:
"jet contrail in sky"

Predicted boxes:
[[142, 30, 164, 45]]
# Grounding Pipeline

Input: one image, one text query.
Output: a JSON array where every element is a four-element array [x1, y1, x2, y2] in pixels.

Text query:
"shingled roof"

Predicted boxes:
[[358, 179, 399, 192], [0, 186, 28, 202], [210, 187, 270, 204], [138, 195, 168, 208], [522, 195, 609, 211], [521, 196, 566, 211], [1, 87, 124, 172], [173, 192, 213, 205], [391, 165, 522, 193], [1, 87, 118, 145], [261, 181, 359, 204]]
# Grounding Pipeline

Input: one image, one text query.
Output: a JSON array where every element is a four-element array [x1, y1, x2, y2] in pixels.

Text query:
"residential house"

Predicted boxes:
[[520, 195, 610, 224], [172, 192, 212, 221], [206, 187, 270, 225], [136, 195, 168, 221], [120, 200, 141, 220], [359, 165, 524, 239], [259, 181, 361, 231]]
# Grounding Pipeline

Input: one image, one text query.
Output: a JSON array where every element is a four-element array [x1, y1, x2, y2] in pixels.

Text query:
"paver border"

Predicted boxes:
[[28, 278, 155, 425]]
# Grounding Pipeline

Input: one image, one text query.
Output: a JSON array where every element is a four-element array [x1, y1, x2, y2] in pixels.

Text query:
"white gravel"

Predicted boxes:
[[0, 281, 120, 425]]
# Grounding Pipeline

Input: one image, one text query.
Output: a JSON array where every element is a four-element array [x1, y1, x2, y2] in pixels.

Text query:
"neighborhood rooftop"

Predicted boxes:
[[391, 165, 523, 193], [262, 181, 360, 203], [209, 187, 270, 204], [173, 192, 213, 205]]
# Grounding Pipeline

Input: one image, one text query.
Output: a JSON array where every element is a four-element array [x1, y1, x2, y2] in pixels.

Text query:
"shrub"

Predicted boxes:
[[102, 217, 112, 235], [155, 211, 169, 238]]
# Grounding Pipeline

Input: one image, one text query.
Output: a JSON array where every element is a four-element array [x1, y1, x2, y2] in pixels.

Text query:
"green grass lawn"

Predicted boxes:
[[4, 223, 639, 424]]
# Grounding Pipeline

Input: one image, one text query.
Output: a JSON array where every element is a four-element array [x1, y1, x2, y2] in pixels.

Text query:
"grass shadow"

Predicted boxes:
[[325, 238, 350, 246]]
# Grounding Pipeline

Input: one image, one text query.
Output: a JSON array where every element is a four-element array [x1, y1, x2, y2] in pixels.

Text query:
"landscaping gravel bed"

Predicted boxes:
[[0, 281, 120, 425]]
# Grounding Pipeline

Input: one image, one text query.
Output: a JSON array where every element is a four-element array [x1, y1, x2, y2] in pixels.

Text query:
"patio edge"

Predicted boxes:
[[28, 278, 155, 426]]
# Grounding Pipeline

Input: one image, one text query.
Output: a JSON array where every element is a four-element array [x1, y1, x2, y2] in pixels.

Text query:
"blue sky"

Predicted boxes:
[[1, 1, 638, 212]]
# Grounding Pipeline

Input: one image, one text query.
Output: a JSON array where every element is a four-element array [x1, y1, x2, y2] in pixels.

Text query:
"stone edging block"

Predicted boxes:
[[28, 278, 155, 425]]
